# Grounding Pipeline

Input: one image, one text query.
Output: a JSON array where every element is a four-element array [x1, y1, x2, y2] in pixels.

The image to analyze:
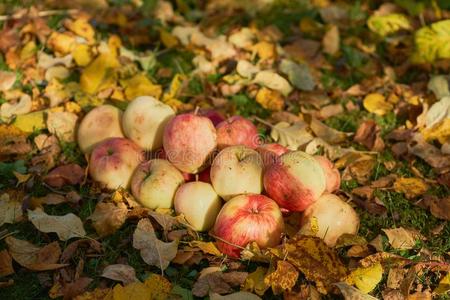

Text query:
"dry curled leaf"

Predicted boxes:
[[101, 264, 137, 285], [269, 235, 348, 293], [28, 208, 86, 241], [43, 164, 85, 188], [264, 260, 299, 295], [354, 120, 385, 152], [5, 237, 67, 271], [270, 121, 313, 150], [382, 227, 423, 250], [132, 218, 178, 271], [192, 271, 247, 297], [89, 202, 128, 237]]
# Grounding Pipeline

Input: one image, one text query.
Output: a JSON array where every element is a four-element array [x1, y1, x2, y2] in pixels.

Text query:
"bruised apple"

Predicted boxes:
[[314, 156, 340, 193], [256, 143, 289, 168], [213, 194, 284, 258], [122, 96, 175, 150], [264, 151, 326, 212], [216, 116, 260, 149], [174, 182, 222, 231], [163, 113, 217, 174], [131, 159, 184, 209], [77, 105, 124, 153], [299, 194, 359, 247], [211, 145, 263, 200], [89, 138, 143, 189]]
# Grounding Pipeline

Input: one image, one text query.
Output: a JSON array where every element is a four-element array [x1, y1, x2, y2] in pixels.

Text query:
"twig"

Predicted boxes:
[[0, 9, 78, 22]]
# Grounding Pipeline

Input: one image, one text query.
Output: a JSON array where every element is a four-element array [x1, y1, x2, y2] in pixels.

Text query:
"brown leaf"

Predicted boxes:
[[264, 260, 299, 295], [382, 228, 424, 250], [334, 282, 378, 300], [89, 202, 128, 237], [422, 196, 450, 220], [387, 268, 408, 289], [408, 133, 450, 170], [393, 177, 429, 199], [269, 235, 348, 293], [318, 104, 343, 119], [101, 264, 137, 285], [322, 25, 340, 55], [43, 164, 85, 188], [309, 118, 350, 144], [132, 218, 178, 271], [0, 193, 23, 226], [0, 125, 32, 157], [60, 239, 102, 263], [359, 252, 410, 268], [354, 120, 385, 152], [0, 250, 14, 276], [62, 277, 93, 300], [5, 237, 67, 271], [148, 210, 179, 238], [192, 272, 233, 297]]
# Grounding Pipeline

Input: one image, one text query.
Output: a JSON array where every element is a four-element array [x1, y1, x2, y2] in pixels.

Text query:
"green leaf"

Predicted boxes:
[[279, 59, 315, 91], [412, 20, 450, 63], [367, 13, 411, 37]]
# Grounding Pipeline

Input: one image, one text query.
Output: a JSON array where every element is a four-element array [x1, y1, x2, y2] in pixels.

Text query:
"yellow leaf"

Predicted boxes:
[[189, 241, 222, 256], [47, 32, 77, 54], [434, 272, 450, 294], [346, 262, 383, 293], [393, 177, 428, 199], [363, 93, 393, 116], [367, 14, 411, 37], [122, 73, 162, 100], [20, 41, 37, 60], [74, 288, 111, 300], [253, 70, 292, 96], [80, 53, 119, 94], [382, 227, 423, 250], [242, 267, 270, 296], [72, 44, 93, 67], [422, 118, 450, 144], [412, 20, 450, 63], [264, 260, 299, 295], [143, 274, 172, 299], [269, 235, 348, 294], [108, 35, 122, 56], [12, 111, 46, 133], [310, 216, 319, 235], [13, 171, 31, 185], [252, 41, 276, 60], [255, 87, 284, 111], [65, 18, 95, 44], [160, 29, 179, 48], [104, 274, 171, 300]]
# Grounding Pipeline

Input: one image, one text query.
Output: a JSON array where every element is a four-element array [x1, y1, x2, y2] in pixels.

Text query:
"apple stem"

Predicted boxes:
[[195, 174, 199, 182], [194, 106, 200, 115]]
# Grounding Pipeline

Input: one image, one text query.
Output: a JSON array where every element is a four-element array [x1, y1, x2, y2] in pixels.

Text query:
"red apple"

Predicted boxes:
[[216, 116, 260, 149], [89, 137, 143, 189], [299, 194, 359, 247], [264, 151, 326, 212], [163, 113, 217, 174], [199, 109, 226, 126], [314, 156, 340, 193], [213, 194, 284, 258], [256, 143, 289, 168], [77, 105, 124, 153]]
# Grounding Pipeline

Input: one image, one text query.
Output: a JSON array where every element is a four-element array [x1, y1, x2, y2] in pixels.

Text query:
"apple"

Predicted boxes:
[[256, 143, 289, 168], [122, 96, 175, 150], [163, 113, 217, 174], [314, 156, 340, 193], [130, 159, 185, 209], [174, 181, 222, 231], [153, 148, 194, 181], [299, 194, 360, 247], [210, 145, 263, 200], [89, 137, 143, 189], [199, 109, 226, 126], [216, 116, 260, 149], [77, 104, 124, 153], [213, 194, 284, 258], [264, 151, 326, 212]]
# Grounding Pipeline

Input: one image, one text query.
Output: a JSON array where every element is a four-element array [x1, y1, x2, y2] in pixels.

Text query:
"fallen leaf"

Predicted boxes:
[[61, 277, 93, 300], [236, 60, 260, 78], [363, 93, 393, 116], [12, 110, 46, 133], [148, 210, 179, 238], [47, 32, 77, 55], [0, 193, 23, 226], [60, 239, 102, 263], [122, 73, 162, 100], [192, 272, 233, 297], [427, 75, 449, 100], [43, 164, 85, 188], [423, 196, 450, 220], [242, 267, 270, 296], [101, 264, 137, 285], [64, 18, 95, 44], [80, 52, 119, 94], [393, 177, 428, 199], [0, 71, 16, 92], [253, 70, 292, 96], [252, 41, 276, 60], [0, 125, 32, 157], [309, 118, 350, 144], [255, 87, 284, 111], [279, 59, 315, 92], [89, 202, 128, 237], [0, 250, 14, 276], [270, 121, 314, 150], [74, 288, 111, 300], [269, 235, 348, 293], [46, 111, 78, 142], [412, 20, 450, 63], [322, 25, 340, 55], [387, 268, 407, 289], [5, 237, 67, 271], [0, 94, 32, 122], [334, 282, 378, 300], [210, 292, 261, 300], [28, 208, 86, 241], [434, 272, 450, 294], [132, 218, 178, 270], [189, 241, 222, 256], [367, 13, 411, 37], [354, 120, 385, 151], [264, 260, 298, 295], [382, 227, 422, 250], [346, 262, 383, 293]]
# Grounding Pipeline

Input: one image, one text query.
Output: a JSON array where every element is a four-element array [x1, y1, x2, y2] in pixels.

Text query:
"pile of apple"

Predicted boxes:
[[77, 96, 359, 258]]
